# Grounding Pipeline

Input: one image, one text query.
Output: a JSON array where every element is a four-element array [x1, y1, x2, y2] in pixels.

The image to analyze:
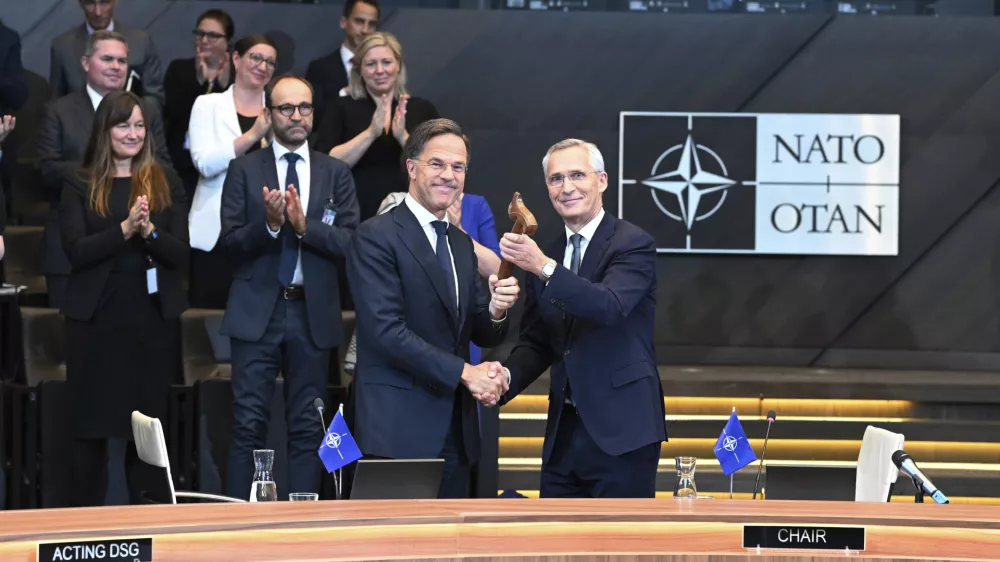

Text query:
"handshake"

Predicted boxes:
[[460, 361, 509, 407]]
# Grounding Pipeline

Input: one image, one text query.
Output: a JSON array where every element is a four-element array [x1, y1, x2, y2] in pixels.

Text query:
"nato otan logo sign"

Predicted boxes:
[[618, 112, 900, 255]]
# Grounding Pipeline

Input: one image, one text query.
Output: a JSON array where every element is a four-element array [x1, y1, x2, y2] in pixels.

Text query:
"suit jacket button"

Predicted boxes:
[[564, 349, 571, 356], [550, 298, 557, 304]]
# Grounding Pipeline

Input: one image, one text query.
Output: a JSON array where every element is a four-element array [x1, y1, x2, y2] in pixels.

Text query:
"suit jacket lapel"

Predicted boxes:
[[566, 213, 615, 336], [451, 228, 472, 330], [306, 152, 324, 218], [258, 146, 280, 195], [395, 204, 457, 325], [222, 86, 242, 140], [69, 26, 88, 91], [76, 90, 97, 138], [336, 60, 349, 91], [577, 213, 615, 281]]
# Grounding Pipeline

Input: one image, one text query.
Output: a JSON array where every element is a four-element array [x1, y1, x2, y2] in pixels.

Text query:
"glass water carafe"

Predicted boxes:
[[673, 456, 698, 498], [250, 449, 277, 502]]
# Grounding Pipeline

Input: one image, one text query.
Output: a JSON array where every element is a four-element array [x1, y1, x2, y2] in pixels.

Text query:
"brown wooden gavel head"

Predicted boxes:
[[497, 192, 538, 280]]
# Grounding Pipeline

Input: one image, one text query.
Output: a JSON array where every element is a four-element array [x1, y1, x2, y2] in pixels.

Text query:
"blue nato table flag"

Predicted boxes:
[[714, 410, 757, 476], [318, 409, 363, 473]]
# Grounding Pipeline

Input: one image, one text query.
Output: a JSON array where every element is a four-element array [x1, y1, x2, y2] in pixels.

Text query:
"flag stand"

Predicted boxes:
[[335, 403, 344, 500], [730, 407, 735, 500]]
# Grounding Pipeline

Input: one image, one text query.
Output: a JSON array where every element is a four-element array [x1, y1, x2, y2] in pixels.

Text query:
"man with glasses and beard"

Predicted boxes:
[[219, 74, 359, 499]]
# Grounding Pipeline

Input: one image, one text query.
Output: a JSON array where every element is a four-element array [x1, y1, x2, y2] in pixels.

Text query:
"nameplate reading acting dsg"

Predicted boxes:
[[743, 525, 865, 551], [38, 537, 153, 562]]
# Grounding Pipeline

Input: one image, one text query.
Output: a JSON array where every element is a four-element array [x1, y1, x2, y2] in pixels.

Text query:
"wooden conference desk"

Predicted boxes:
[[1, 499, 998, 561]]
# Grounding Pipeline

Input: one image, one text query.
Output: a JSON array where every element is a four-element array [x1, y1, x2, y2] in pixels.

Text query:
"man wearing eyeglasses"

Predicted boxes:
[[50, 0, 164, 107], [219, 74, 360, 498], [496, 139, 667, 499]]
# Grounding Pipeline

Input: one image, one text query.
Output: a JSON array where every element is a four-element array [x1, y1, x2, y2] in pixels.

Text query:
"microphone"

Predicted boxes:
[[751, 410, 776, 500], [892, 450, 949, 504], [313, 398, 327, 434]]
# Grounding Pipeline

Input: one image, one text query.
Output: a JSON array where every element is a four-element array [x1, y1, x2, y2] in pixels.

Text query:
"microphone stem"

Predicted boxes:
[[752, 420, 773, 500]]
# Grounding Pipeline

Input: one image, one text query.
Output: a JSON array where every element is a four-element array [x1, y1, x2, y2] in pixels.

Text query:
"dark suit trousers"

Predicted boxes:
[[226, 298, 329, 499], [438, 390, 472, 499], [359, 391, 472, 499], [540, 404, 661, 498]]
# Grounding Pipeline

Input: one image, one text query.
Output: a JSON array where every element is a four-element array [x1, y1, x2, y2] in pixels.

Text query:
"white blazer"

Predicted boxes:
[[186, 86, 266, 251]]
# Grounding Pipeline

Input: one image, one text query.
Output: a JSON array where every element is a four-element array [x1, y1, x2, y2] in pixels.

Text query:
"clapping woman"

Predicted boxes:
[[59, 91, 188, 506]]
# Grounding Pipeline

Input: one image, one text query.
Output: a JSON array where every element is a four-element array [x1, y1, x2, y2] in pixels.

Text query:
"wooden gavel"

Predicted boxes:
[[497, 192, 538, 280]]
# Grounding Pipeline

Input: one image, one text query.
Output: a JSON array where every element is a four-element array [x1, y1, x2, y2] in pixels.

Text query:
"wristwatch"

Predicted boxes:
[[539, 259, 557, 282]]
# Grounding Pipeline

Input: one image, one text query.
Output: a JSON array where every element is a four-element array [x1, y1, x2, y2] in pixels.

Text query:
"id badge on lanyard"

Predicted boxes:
[[146, 256, 158, 294], [321, 197, 337, 226]]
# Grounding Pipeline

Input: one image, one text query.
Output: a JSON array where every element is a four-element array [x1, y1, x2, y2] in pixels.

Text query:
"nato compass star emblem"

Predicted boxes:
[[641, 131, 737, 232], [325, 432, 344, 459], [620, 115, 749, 251], [715, 432, 746, 463]]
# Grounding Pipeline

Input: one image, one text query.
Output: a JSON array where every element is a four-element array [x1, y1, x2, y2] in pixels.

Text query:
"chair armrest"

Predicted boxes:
[[175, 491, 247, 503]]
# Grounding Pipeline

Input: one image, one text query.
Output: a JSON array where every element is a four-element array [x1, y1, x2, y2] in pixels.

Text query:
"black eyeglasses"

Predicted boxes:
[[270, 103, 314, 117], [192, 29, 227, 41], [246, 53, 277, 69]]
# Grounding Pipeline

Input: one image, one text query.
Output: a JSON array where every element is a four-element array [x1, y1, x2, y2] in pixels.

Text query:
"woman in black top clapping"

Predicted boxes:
[[59, 91, 188, 507], [316, 31, 439, 220]]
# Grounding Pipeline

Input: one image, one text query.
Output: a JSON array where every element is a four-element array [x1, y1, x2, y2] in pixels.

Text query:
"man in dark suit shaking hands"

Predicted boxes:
[[498, 138, 667, 498], [347, 119, 520, 499], [220, 74, 359, 499]]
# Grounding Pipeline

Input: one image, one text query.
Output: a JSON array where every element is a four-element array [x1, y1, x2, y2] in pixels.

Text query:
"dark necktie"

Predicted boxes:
[[564, 233, 584, 405], [432, 221, 457, 317], [278, 152, 301, 286], [569, 233, 583, 275]]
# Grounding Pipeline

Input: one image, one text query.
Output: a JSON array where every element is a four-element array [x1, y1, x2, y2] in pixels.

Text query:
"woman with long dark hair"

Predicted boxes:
[[59, 91, 189, 506]]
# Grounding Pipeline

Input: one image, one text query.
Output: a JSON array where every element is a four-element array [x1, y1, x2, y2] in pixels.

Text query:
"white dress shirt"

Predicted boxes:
[[86, 84, 104, 110], [404, 194, 459, 305], [563, 208, 606, 272], [86, 20, 115, 35], [339, 44, 353, 98], [267, 141, 311, 286]]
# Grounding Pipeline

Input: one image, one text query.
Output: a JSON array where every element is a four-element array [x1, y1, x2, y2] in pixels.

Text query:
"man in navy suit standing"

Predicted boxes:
[[498, 138, 667, 498], [347, 119, 520, 499], [220, 74, 359, 499]]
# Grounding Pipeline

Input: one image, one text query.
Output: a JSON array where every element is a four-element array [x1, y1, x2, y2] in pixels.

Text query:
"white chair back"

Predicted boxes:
[[131, 411, 177, 504], [855, 425, 905, 502]]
